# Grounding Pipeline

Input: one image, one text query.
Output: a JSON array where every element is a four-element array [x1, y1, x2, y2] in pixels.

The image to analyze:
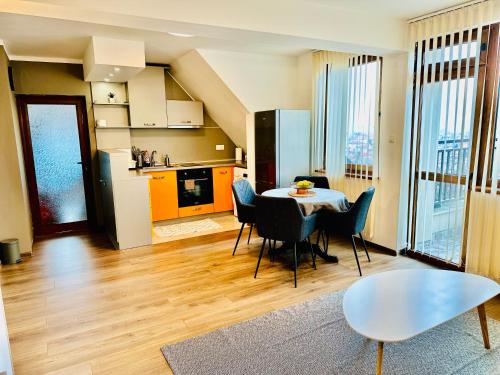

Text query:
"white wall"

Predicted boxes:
[[296, 51, 313, 110], [170, 50, 248, 149], [172, 49, 313, 153], [198, 49, 308, 112]]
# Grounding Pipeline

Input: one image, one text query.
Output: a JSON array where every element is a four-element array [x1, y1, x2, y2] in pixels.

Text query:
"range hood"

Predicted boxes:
[[165, 70, 204, 129], [167, 100, 204, 129], [83, 37, 145, 82]]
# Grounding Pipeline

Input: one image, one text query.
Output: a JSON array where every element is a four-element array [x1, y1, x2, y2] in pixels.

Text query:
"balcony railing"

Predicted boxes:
[[434, 138, 469, 208]]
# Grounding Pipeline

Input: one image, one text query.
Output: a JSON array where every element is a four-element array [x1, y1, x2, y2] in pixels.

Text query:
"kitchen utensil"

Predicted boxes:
[[142, 151, 150, 167], [136, 153, 143, 168], [151, 150, 158, 167]]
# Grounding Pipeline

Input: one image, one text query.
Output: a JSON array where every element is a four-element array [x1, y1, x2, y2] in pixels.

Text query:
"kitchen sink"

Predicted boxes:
[[178, 162, 203, 167], [141, 162, 203, 170]]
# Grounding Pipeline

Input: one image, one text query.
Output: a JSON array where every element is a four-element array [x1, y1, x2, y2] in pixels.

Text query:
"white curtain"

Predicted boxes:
[[312, 51, 350, 179], [465, 3, 500, 280], [312, 51, 382, 239], [402, 0, 500, 278]]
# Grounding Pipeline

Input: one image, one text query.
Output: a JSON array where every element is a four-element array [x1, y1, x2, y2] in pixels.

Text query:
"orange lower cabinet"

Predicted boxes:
[[213, 166, 234, 212], [147, 171, 179, 221], [179, 204, 214, 218]]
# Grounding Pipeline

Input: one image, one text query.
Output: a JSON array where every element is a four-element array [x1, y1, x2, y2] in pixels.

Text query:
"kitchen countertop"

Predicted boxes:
[[133, 160, 247, 174]]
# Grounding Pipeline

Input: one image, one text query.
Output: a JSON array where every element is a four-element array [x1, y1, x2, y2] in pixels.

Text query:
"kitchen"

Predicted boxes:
[[87, 39, 247, 250]]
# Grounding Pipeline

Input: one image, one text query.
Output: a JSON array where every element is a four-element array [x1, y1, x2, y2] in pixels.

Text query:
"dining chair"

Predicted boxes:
[[254, 195, 317, 288], [318, 187, 375, 276], [293, 175, 330, 189], [232, 179, 257, 255]]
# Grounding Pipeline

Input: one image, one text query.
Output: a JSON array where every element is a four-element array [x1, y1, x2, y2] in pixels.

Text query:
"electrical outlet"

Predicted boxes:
[[216, 144, 225, 151]]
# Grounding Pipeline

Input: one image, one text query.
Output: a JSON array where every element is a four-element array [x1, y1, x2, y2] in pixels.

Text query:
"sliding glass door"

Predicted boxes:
[[413, 77, 475, 264], [408, 23, 499, 268]]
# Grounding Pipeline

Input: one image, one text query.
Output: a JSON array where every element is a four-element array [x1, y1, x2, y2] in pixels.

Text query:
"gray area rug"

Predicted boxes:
[[161, 291, 500, 374]]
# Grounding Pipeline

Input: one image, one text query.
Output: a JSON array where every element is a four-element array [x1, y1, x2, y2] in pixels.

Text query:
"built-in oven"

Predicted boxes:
[[177, 168, 214, 207]]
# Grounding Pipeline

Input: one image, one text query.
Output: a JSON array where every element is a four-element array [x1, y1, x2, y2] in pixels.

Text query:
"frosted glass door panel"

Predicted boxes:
[[28, 104, 87, 225]]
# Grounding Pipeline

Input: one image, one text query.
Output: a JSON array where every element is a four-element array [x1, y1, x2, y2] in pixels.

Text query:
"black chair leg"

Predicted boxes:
[[293, 242, 298, 288], [232, 223, 245, 256], [254, 238, 267, 278], [307, 237, 316, 270], [359, 233, 370, 262], [316, 230, 328, 254], [247, 224, 254, 244], [323, 231, 330, 254], [316, 230, 322, 246], [271, 240, 276, 262], [350, 236, 362, 276]]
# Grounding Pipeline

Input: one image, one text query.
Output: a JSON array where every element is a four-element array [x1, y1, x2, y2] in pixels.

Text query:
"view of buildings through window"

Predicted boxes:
[[345, 60, 378, 168]]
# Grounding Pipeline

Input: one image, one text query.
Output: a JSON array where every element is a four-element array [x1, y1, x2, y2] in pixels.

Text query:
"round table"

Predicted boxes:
[[262, 187, 349, 216], [262, 187, 349, 263]]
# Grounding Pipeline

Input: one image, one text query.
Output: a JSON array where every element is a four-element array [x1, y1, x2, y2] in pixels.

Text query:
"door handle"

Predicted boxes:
[[76, 161, 82, 165]]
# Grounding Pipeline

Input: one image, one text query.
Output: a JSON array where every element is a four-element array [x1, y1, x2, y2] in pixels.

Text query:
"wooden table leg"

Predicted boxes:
[[376, 341, 384, 375], [477, 303, 490, 349]]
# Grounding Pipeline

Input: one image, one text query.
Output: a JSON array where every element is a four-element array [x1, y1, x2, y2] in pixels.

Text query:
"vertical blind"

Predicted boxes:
[[312, 51, 382, 182], [312, 51, 382, 240], [345, 56, 382, 180], [403, 0, 500, 276]]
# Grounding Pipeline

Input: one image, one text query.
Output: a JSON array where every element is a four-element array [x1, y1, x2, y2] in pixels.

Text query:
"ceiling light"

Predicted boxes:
[[168, 32, 195, 38], [109, 73, 114, 77], [104, 78, 110, 82], [114, 67, 121, 72]]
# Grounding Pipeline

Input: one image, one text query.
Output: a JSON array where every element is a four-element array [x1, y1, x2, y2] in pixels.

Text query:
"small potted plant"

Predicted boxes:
[[107, 92, 116, 104]]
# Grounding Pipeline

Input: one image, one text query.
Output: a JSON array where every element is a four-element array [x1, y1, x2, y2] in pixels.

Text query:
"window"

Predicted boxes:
[[345, 57, 381, 177]]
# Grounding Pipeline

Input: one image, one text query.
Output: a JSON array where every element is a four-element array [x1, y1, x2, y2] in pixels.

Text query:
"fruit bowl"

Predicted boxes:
[[291, 180, 314, 195]]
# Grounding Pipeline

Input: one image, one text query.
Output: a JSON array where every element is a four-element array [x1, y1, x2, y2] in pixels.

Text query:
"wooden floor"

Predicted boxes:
[[0, 229, 498, 374]]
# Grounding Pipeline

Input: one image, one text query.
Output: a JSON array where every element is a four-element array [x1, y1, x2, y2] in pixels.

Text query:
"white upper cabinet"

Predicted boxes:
[[128, 67, 168, 128], [166, 100, 204, 128]]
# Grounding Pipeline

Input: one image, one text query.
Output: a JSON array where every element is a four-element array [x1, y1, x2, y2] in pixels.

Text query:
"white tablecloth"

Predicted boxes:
[[262, 188, 349, 216]]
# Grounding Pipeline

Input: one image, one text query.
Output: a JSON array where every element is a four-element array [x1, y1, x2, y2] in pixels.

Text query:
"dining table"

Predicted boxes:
[[262, 187, 349, 263]]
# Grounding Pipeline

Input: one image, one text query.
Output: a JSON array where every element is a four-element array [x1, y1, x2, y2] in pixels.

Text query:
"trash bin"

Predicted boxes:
[[0, 238, 22, 264]]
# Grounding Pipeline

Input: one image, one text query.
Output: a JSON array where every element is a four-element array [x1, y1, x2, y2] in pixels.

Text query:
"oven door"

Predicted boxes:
[[177, 168, 214, 207]]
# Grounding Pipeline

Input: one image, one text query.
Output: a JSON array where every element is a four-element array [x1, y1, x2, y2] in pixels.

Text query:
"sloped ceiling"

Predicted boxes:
[[170, 49, 313, 150], [170, 50, 248, 149]]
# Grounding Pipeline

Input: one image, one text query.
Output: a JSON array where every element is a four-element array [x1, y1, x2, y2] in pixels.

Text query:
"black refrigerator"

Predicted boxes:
[[255, 109, 311, 194]]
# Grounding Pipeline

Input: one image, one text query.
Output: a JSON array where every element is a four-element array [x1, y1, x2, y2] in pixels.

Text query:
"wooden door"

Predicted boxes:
[[213, 167, 234, 212], [17, 95, 95, 236], [148, 171, 178, 221]]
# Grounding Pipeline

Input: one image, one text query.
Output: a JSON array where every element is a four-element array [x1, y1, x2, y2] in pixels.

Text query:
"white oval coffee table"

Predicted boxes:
[[343, 269, 499, 375]]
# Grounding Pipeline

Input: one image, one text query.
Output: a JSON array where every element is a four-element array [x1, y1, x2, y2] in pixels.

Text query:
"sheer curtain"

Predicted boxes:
[[311, 50, 350, 181], [402, 0, 500, 278], [312, 51, 381, 239], [465, 6, 500, 279]]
